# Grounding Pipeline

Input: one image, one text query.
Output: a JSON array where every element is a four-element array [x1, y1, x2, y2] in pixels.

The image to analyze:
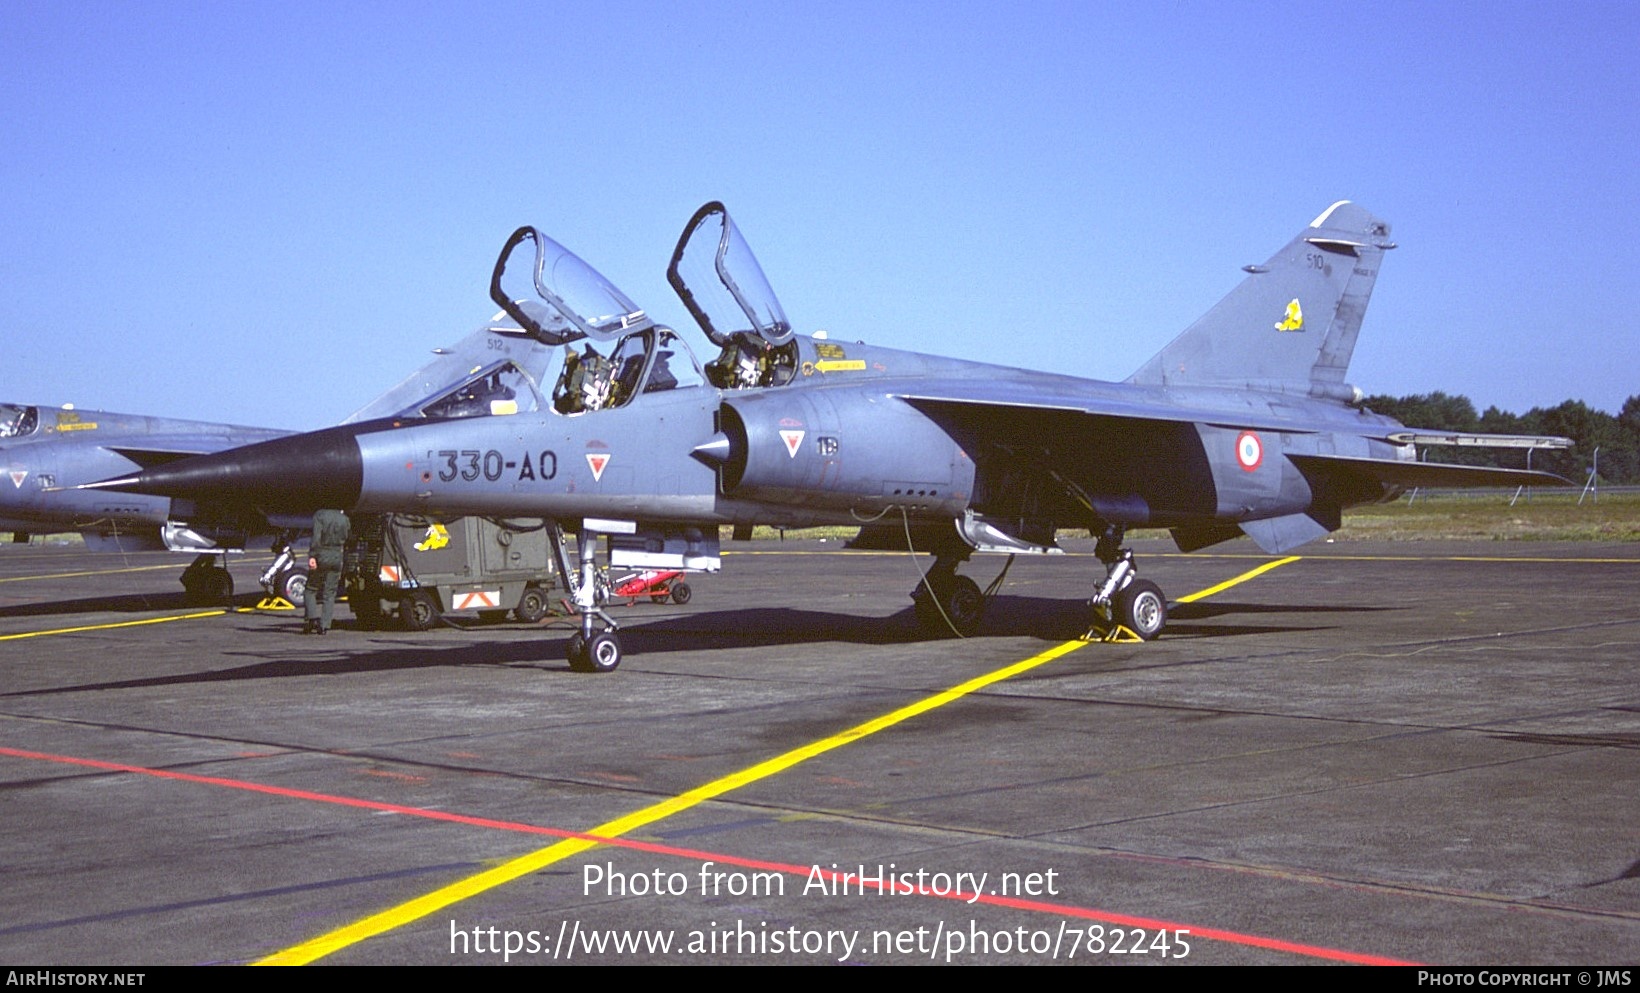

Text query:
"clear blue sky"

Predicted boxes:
[[4, 1, 1636, 428]]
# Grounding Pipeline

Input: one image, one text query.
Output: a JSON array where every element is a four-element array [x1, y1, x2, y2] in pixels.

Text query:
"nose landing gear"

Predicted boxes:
[[559, 524, 622, 672]]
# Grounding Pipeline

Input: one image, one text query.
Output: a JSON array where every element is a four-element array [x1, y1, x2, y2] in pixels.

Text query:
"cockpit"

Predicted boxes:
[[417, 360, 545, 419], [486, 208, 796, 415], [551, 329, 705, 415], [0, 405, 40, 439]]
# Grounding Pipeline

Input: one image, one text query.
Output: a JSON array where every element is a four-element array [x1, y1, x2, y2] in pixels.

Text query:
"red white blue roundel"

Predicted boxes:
[[1235, 431, 1263, 471]]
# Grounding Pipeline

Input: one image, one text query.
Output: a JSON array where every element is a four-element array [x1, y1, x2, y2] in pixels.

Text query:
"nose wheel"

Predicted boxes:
[[567, 630, 622, 672], [558, 523, 622, 672]]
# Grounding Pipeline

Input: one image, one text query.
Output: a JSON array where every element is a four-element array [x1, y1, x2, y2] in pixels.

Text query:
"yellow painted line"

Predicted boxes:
[[260, 555, 1300, 965], [0, 608, 248, 641], [0, 563, 183, 583], [1174, 555, 1301, 603]]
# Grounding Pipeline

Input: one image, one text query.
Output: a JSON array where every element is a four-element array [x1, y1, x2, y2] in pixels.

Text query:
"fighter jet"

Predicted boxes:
[[80, 201, 1570, 667], [5, 318, 556, 602]]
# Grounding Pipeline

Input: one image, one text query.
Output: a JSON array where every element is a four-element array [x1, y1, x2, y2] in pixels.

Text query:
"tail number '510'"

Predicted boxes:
[[437, 449, 557, 483]]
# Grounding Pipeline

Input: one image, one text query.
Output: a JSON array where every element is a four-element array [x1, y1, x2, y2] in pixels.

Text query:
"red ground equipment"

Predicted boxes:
[[610, 569, 692, 605]]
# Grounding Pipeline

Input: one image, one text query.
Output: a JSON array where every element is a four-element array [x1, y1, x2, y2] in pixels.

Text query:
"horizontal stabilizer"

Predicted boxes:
[[1289, 453, 1570, 489]]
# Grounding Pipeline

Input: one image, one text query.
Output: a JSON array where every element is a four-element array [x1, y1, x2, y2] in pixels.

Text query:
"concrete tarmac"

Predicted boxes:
[[1, 537, 1636, 966]]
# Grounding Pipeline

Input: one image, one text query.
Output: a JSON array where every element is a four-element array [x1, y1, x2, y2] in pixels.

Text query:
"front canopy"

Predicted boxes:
[[490, 226, 653, 345]]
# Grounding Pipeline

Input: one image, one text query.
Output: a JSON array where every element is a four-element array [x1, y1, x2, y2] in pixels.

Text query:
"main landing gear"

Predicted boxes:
[[1087, 527, 1167, 641], [180, 553, 234, 605], [911, 549, 986, 637]]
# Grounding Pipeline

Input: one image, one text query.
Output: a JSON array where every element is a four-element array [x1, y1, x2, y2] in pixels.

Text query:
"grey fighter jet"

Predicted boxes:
[[5, 319, 555, 602], [81, 201, 1570, 666]]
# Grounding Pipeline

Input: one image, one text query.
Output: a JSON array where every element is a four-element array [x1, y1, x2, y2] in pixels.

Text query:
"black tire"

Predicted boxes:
[[568, 630, 621, 673], [583, 631, 622, 672], [668, 581, 692, 605], [184, 568, 234, 606], [514, 588, 548, 624], [913, 575, 982, 636], [276, 566, 308, 608], [1114, 579, 1167, 640], [400, 590, 441, 631], [946, 575, 984, 635]]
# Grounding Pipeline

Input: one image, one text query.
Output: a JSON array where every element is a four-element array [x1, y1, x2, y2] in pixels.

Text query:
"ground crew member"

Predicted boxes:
[[303, 508, 351, 634]]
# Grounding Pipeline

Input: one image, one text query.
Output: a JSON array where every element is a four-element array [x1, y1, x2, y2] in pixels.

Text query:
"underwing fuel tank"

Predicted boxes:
[[715, 389, 974, 517]]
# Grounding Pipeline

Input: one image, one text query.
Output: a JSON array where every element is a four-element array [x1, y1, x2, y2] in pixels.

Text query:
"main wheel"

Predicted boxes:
[[912, 575, 983, 636], [275, 566, 308, 608], [1114, 579, 1167, 640], [400, 590, 441, 631], [944, 575, 984, 635], [514, 587, 548, 623], [668, 581, 692, 605], [184, 568, 234, 606]]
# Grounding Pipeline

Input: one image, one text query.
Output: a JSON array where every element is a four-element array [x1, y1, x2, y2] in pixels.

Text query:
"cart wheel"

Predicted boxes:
[[669, 581, 692, 605], [400, 590, 440, 631], [514, 587, 549, 623]]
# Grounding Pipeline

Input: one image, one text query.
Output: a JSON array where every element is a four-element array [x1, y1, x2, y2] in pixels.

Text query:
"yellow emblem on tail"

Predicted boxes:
[[1274, 299, 1304, 331], [414, 523, 450, 551]]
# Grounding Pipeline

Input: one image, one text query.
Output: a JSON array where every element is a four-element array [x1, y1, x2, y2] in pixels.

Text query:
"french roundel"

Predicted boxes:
[[1235, 431, 1263, 471]]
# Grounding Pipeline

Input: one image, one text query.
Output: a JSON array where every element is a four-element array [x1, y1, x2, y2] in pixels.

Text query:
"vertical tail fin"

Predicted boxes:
[[1126, 201, 1394, 402]]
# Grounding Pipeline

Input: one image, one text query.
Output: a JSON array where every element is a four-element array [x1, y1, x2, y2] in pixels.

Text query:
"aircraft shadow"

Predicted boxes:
[[1, 598, 1393, 699], [0, 591, 248, 619]]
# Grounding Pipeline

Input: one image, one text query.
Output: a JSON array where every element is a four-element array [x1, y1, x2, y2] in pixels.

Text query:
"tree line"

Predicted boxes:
[[1361, 392, 1640, 485]]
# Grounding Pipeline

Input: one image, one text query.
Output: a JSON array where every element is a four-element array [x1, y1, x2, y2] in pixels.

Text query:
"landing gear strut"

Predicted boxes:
[[257, 535, 308, 608], [1087, 526, 1167, 641], [556, 524, 622, 672], [911, 548, 985, 637]]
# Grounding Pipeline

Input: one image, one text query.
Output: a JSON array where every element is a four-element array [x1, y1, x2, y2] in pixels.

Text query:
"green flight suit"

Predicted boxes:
[[304, 509, 351, 632]]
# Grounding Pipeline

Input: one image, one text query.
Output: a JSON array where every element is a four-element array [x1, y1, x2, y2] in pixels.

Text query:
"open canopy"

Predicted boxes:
[[490, 226, 653, 345], [667, 201, 792, 347]]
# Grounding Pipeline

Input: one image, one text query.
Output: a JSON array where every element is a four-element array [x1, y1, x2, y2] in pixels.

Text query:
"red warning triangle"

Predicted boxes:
[[586, 453, 610, 482], [779, 429, 804, 458]]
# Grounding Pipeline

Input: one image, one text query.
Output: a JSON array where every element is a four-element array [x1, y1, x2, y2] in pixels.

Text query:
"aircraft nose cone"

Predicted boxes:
[[81, 425, 365, 514]]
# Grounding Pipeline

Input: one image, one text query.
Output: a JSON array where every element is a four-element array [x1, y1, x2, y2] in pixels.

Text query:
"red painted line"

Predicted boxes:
[[2, 745, 1418, 965]]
